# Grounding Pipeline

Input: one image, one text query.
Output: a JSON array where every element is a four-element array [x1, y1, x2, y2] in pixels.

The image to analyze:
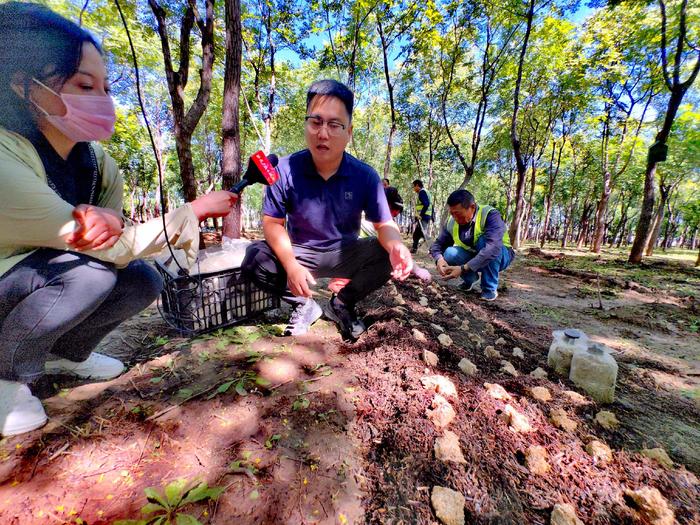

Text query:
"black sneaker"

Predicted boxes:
[[283, 298, 323, 336], [323, 295, 366, 340]]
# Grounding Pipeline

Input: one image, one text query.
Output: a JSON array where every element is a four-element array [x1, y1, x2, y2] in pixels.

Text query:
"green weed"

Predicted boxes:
[[114, 478, 223, 525]]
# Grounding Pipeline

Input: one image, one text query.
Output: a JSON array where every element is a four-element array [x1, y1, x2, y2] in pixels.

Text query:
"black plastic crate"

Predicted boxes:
[[154, 261, 280, 335]]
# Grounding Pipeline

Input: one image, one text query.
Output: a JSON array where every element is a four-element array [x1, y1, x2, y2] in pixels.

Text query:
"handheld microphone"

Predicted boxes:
[[231, 151, 280, 194]]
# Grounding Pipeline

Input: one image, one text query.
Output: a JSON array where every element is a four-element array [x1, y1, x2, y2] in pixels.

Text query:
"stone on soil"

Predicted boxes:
[[530, 367, 548, 379], [431, 486, 465, 525], [431, 323, 445, 332], [438, 333, 453, 347], [395, 294, 406, 305], [586, 440, 613, 463], [529, 386, 552, 402], [550, 408, 577, 432], [419, 296, 429, 307], [423, 350, 439, 367], [484, 323, 495, 335], [434, 430, 466, 464], [427, 395, 457, 429], [425, 307, 438, 315], [495, 337, 506, 346], [595, 410, 619, 430], [562, 390, 588, 405], [468, 333, 482, 345], [484, 346, 501, 359], [623, 487, 674, 525], [500, 360, 519, 376], [641, 448, 673, 469], [459, 320, 470, 331], [453, 315, 460, 322], [525, 445, 550, 475], [485, 383, 512, 400], [504, 404, 533, 433], [458, 358, 477, 376], [413, 329, 428, 343], [551, 503, 584, 525], [512, 347, 524, 359], [421, 375, 458, 398]]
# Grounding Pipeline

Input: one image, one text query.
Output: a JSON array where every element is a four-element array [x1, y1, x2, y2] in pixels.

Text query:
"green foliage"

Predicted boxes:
[[114, 479, 224, 525], [39, 0, 698, 247]]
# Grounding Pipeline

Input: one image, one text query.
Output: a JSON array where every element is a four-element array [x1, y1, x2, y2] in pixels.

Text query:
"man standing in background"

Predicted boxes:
[[411, 179, 432, 253]]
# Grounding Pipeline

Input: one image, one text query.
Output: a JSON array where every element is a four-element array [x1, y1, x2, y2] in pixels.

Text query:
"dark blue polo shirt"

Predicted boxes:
[[263, 149, 391, 250]]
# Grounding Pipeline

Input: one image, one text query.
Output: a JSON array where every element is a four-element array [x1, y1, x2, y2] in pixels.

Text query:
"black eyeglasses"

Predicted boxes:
[[304, 115, 347, 136]]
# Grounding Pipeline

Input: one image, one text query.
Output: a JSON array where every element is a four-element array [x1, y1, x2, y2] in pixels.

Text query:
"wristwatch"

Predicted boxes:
[[461, 263, 468, 273]]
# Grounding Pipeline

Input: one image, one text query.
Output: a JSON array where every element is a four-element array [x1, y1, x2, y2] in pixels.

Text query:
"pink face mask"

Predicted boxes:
[[29, 78, 116, 142]]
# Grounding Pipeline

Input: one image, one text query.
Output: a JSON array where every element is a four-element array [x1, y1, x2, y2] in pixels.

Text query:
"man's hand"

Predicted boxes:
[[436, 256, 449, 277], [67, 204, 123, 251], [389, 243, 413, 280], [287, 262, 317, 298], [442, 265, 462, 280], [190, 190, 239, 221], [328, 277, 350, 294]]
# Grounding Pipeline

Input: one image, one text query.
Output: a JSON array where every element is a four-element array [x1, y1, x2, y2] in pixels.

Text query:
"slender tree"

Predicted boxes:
[[629, 0, 700, 262], [221, 0, 243, 239]]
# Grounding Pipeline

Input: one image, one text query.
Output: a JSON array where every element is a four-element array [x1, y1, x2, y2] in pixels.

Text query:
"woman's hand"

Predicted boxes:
[[67, 204, 123, 251], [190, 190, 239, 221]]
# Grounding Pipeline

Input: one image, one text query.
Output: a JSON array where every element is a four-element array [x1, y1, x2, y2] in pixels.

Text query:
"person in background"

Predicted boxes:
[[242, 79, 413, 341], [411, 179, 432, 253], [430, 189, 514, 301], [382, 178, 403, 218], [0, 2, 238, 436]]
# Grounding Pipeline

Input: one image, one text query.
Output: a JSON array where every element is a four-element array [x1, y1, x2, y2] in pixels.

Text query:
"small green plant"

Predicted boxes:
[[264, 434, 282, 449], [114, 479, 224, 525], [292, 397, 310, 411]]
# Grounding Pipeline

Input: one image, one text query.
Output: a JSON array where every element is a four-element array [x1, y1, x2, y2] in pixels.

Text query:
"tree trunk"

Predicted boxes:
[[221, 0, 243, 239], [629, 0, 700, 262], [148, 0, 215, 204], [508, 0, 534, 250], [591, 170, 611, 253], [378, 19, 397, 180], [644, 183, 670, 256]]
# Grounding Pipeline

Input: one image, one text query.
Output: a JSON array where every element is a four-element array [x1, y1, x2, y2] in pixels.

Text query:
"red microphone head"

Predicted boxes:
[[250, 150, 279, 186]]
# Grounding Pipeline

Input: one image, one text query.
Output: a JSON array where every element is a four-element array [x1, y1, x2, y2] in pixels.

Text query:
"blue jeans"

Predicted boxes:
[[443, 237, 513, 293], [0, 249, 163, 383]]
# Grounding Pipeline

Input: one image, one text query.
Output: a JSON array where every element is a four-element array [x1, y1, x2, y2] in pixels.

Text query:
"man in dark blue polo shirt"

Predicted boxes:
[[242, 79, 413, 340]]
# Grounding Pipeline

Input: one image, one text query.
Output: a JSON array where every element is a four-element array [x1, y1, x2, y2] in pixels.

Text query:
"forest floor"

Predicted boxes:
[[0, 238, 698, 525]]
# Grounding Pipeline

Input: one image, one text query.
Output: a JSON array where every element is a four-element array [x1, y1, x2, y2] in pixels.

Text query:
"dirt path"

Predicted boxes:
[[0, 245, 698, 524]]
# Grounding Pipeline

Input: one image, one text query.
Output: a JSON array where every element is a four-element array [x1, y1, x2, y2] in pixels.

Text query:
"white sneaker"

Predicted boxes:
[[283, 299, 323, 336], [0, 380, 48, 436], [45, 352, 125, 380]]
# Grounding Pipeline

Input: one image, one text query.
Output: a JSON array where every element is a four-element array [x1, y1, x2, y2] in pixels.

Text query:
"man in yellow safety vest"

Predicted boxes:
[[429, 189, 514, 301]]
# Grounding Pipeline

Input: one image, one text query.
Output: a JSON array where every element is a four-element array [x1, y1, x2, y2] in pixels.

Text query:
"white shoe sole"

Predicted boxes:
[[1, 409, 48, 436]]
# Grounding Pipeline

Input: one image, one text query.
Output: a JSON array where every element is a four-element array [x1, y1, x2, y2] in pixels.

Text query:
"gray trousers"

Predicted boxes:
[[241, 238, 392, 307], [0, 249, 163, 383]]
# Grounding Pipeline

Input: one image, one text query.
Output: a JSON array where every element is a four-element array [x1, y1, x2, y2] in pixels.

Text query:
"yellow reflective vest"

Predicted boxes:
[[449, 205, 511, 252]]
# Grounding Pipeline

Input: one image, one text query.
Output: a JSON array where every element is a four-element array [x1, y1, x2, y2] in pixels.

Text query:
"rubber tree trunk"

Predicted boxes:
[[221, 0, 243, 239], [508, 0, 534, 250], [629, 0, 699, 263]]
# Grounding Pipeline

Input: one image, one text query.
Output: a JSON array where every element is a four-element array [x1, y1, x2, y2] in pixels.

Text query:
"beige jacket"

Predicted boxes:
[[0, 127, 200, 278]]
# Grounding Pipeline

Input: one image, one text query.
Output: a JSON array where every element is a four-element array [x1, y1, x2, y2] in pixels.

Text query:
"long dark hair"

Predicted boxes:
[[0, 2, 101, 137]]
